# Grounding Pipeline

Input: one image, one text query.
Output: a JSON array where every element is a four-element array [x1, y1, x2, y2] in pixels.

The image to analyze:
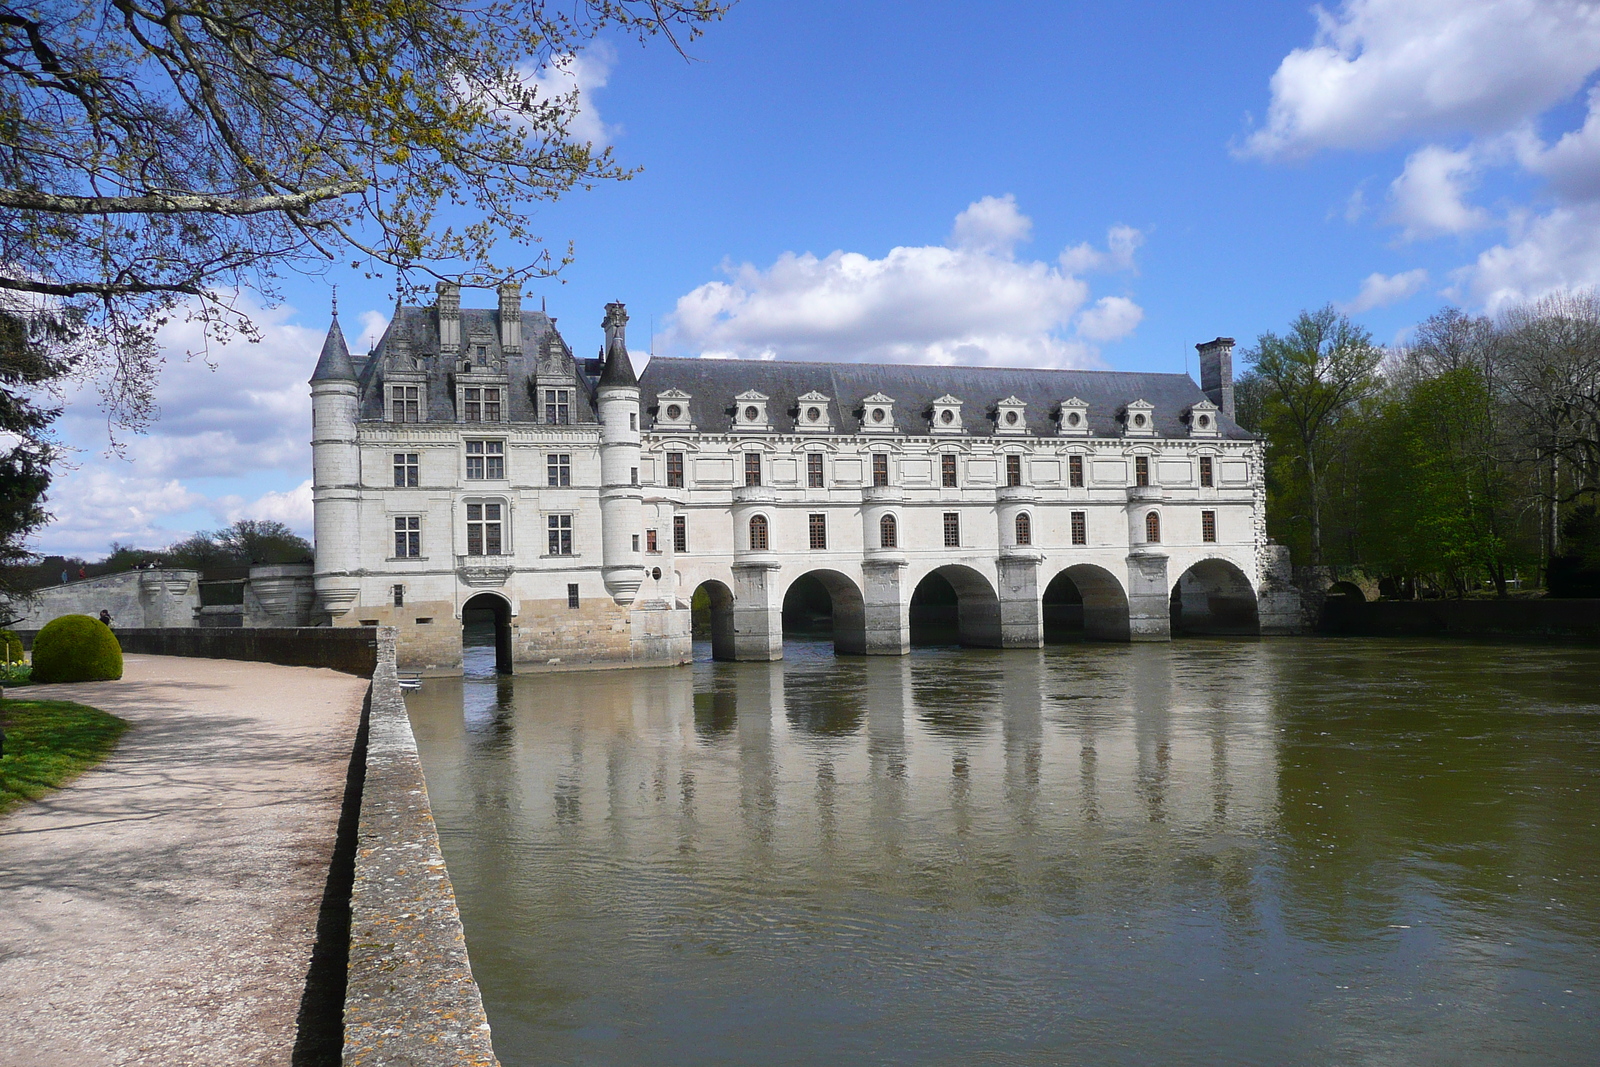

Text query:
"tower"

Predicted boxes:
[[596, 302, 643, 605], [1196, 337, 1236, 420], [309, 309, 362, 620]]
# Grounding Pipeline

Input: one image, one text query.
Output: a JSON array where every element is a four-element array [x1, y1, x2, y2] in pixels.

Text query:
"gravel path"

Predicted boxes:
[[0, 654, 368, 1067]]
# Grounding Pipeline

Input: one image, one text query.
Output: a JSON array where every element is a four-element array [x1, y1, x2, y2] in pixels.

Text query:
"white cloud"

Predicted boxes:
[[664, 200, 1145, 368], [1457, 202, 1600, 312], [1059, 224, 1145, 274], [1518, 85, 1600, 202], [949, 194, 1032, 256], [513, 44, 617, 145], [1244, 0, 1600, 159], [38, 467, 210, 556], [1343, 268, 1431, 313], [1075, 296, 1145, 342], [1388, 145, 1490, 239], [219, 480, 315, 527]]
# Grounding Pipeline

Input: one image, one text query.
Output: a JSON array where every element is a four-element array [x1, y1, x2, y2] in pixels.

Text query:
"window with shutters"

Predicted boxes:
[[749, 514, 769, 551], [467, 503, 504, 555], [1202, 510, 1217, 543], [1145, 510, 1161, 543], [809, 513, 827, 550], [1135, 455, 1150, 487], [1069, 454, 1084, 487], [1199, 455, 1214, 487], [942, 453, 957, 487], [393, 516, 420, 558], [547, 453, 570, 487], [1071, 510, 1087, 545], [1006, 454, 1022, 487], [546, 513, 573, 556], [393, 453, 418, 487], [744, 452, 762, 487], [1015, 512, 1032, 546], [879, 513, 897, 549], [873, 453, 889, 487], [943, 511, 960, 548], [666, 452, 685, 488], [807, 453, 825, 488], [673, 515, 688, 553]]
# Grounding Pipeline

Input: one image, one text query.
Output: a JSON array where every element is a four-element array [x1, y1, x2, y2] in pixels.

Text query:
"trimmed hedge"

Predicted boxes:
[[31, 615, 124, 684]]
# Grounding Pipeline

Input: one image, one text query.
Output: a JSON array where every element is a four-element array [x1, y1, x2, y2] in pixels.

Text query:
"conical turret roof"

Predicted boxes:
[[598, 335, 638, 388], [310, 315, 357, 382]]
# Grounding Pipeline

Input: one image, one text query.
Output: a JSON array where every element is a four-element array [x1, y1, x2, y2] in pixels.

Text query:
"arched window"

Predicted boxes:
[[1145, 510, 1161, 543], [1015, 512, 1032, 546], [879, 513, 897, 549], [749, 514, 769, 551]]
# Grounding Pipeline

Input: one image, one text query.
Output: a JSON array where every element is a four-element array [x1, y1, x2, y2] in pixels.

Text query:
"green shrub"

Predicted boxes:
[[30, 615, 123, 684], [0, 629, 22, 666]]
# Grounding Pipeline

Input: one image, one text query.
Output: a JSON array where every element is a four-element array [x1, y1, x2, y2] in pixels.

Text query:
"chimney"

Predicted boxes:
[[498, 281, 522, 352], [602, 301, 628, 357], [1196, 337, 1235, 420], [436, 280, 460, 351]]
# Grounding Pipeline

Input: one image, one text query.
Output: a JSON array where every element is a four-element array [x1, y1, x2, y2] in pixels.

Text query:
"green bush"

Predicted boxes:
[[0, 629, 22, 666], [30, 615, 123, 684]]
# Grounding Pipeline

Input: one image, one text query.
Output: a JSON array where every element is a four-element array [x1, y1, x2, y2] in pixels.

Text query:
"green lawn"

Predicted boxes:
[[0, 699, 128, 816]]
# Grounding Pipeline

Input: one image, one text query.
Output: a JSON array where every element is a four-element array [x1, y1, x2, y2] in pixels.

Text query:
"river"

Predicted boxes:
[[406, 637, 1600, 1065]]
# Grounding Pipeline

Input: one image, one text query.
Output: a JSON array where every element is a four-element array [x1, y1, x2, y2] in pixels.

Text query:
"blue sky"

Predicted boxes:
[[37, 0, 1600, 555]]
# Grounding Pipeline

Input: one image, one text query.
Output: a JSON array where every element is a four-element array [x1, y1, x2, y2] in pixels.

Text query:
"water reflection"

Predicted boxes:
[[408, 638, 1600, 1067]]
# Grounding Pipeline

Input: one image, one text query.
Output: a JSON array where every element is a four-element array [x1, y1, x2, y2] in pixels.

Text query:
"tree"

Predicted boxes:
[[0, 308, 75, 602], [1, 0, 728, 431], [1246, 307, 1382, 566]]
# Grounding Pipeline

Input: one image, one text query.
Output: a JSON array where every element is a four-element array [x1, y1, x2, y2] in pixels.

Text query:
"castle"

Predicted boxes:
[[309, 284, 1299, 673]]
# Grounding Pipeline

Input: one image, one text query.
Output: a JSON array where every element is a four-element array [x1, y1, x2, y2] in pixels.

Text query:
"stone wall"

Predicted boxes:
[[11, 569, 201, 629], [16, 626, 382, 677], [343, 629, 500, 1066]]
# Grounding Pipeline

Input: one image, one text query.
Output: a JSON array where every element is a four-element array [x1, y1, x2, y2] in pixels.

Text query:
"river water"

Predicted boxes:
[[406, 638, 1600, 1066]]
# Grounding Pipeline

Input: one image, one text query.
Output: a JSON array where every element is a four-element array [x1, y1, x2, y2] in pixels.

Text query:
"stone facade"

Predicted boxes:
[[13, 564, 316, 631], [311, 289, 1300, 674]]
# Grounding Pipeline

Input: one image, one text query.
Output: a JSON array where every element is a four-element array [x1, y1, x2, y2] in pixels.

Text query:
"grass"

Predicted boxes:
[[0, 698, 128, 816]]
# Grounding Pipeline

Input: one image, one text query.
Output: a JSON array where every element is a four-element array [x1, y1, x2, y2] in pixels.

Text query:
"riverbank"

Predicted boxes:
[[0, 655, 368, 1066], [1319, 595, 1600, 641]]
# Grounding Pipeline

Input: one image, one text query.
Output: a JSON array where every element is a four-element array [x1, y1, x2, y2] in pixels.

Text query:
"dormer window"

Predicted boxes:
[[655, 389, 693, 430], [544, 388, 571, 425], [389, 385, 421, 423], [475, 345, 487, 361], [995, 396, 1028, 436], [1058, 398, 1090, 437], [796, 390, 833, 433], [1186, 399, 1220, 438], [861, 393, 897, 433], [734, 390, 770, 431], [462, 386, 502, 423], [1122, 399, 1156, 438], [930, 394, 963, 435]]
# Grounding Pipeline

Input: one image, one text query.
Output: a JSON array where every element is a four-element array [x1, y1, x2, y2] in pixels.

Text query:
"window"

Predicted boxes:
[[943, 511, 960, 548], [809, 513, 827, 550], [463, 387, 490, 422], [567, 583, 580, 609], [1202, 509, 1217, 543], [467, 503, 504, 556], [466, 440, 504, 480], [547, 453, 571, 487], [1071, 510, 1087, 545], [629, 412, 637, 431], [544, 388, 571, 425], [1135, 455, 1150, 487], [1006, 454, 1023, 487], [393, 516, 420, 558], [475, 344, 487, 361], [484, 388, 501, 422], [873, 453, 889, 487], [1069, 454, 1084, 488], [646, 529, 659, 553], [749, 514, 769, 551], [390, 385, 420, 422], [942, 453, 957, 487], [673, 515, 688, 553], [807, 453, 825, 488], [1145, 510, 1161, 543], [667, 452, 685, 488], [631, 466, 638, 487], [745, 452, 762, 487], [632, 534, 640, 552], [392, 584, 405, 608], [547, 513, 573, 556], [1199, 455, 1214, 487], [879, 513, 898, 549], [1015, 512, 1032, 546], [393, 453, 418, 487]]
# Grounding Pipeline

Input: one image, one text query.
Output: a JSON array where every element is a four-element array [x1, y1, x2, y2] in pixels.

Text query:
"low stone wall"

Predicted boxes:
[[1320, 597, 1600, 641], [344, 628, 499, 1066], [14, 626, 381, 677]]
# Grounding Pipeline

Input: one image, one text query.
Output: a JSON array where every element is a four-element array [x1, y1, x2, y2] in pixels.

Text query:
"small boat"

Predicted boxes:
[[397, 674, 424, 691]]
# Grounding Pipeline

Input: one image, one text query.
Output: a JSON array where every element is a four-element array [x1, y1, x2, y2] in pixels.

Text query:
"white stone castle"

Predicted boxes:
[[309, 284, 1299, 673]]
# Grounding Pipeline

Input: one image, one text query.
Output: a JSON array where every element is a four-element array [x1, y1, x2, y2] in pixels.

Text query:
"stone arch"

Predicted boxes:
[[910, 564, 1002, 648], [781, 569, 867, 655], [691, 579, 736, 661], [1327, 580, 1366, 603], [1043, 564, 1131, 642], [1169, 558, 1259, 636], [461, 591, 512, 674]]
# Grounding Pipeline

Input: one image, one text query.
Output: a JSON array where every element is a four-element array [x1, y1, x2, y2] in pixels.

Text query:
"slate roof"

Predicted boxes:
[[354, 305, 596, 423], [637, 358, 1252, 439], [310, 316, 357, 382]]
